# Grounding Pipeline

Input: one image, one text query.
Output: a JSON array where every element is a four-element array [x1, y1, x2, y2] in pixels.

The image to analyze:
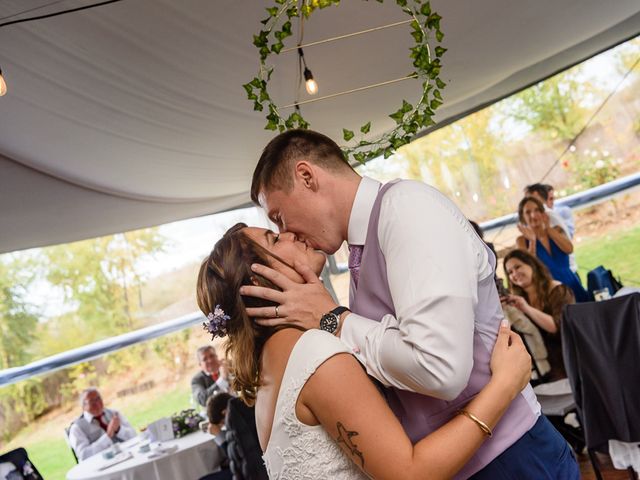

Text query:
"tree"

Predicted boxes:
[[502, 69, 595, 142], [396, 107, 510, 218], [44, 228, 166, 342], [0, 255, 38, 369]]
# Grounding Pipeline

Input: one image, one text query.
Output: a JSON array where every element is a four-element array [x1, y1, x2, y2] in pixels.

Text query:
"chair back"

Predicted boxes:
[[562, 293, 640, 449], [0, 447, 43, 479]]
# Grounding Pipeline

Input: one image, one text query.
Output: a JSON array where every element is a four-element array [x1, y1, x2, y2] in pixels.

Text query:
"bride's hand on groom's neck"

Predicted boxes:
[[240, 262, 337, 331]]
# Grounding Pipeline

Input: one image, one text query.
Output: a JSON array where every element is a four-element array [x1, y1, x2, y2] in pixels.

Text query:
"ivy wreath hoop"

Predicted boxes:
[[243, 0, 447, 164]]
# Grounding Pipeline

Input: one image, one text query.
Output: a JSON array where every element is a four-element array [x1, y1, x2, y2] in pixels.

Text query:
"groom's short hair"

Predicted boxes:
[[251, 129, 353, 204]]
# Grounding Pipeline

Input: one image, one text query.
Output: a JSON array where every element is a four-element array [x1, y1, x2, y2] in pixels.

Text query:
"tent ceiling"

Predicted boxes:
[[1, 0, 639, 253]]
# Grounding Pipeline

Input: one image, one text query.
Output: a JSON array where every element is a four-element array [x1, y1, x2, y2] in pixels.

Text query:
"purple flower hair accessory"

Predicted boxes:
[[203, 304, 231, 339]]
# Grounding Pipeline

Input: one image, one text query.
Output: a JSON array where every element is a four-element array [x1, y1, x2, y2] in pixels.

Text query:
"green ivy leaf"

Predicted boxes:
[[281, 21, 292, 35], [253, 101, 264, 111], [242, 83, 253, 96], [343, 129, 355, 141], [435, 46, 447, 57], [436, 77, 446, 89], [266, 6, 278, 16], [265, 121, 278, 131], [301, 4, 311, 17], [286, 6, 298, 18], [410, 30, 423, 43], [271, 42, 284, 54], [436, 29, 444, 42], [396, 0, 407, 7], [420, 2, 431, 16], [433, 89, 442, 100], [401, 99, 413, 113], [360, 121, 371, 134], [353, 152, 366, 164], [259, 90, 270, 102], [430, 99, 442, 109], [389, 109, 405, 124]]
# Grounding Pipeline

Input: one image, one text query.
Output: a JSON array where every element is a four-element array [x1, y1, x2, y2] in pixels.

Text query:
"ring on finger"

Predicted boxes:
[[275, 305, 279, 318]]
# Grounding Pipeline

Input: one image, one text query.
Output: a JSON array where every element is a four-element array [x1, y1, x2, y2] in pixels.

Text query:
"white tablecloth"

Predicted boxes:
[[66, 431, 221, 480]]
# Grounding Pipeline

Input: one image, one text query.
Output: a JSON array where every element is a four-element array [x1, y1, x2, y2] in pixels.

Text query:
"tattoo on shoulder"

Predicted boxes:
[[336, 421, 365, 469]]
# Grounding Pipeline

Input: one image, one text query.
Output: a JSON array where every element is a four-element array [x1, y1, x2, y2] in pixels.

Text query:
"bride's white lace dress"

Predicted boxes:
[[263, 330, 368, 479]]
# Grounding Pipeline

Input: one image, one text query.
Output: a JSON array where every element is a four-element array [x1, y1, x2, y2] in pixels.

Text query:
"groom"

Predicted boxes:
[[242, 129, 578, 479]]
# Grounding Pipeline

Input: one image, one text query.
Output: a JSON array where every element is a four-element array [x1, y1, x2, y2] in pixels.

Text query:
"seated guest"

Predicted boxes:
[[68, 387, 136, 461], [502, 249, 575, 381], [202, 392, 267, 480], [516, 196, 590, 302], [200, 393, 234, 480], [192, 346, 230, 408]]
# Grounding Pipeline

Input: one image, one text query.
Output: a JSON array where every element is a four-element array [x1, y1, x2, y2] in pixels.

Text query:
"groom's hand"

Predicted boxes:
[[240, 261, 337, 329]]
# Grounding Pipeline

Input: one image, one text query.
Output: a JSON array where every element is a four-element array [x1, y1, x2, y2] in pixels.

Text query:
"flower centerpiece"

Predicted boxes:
[[171, 408, 202, 438]]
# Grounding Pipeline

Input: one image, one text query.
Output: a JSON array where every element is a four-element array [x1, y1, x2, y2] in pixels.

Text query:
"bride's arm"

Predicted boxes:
[[298, 324, 530, 480]]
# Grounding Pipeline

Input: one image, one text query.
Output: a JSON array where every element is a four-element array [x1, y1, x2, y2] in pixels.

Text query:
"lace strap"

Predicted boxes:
[[274, 330, 350, 417]]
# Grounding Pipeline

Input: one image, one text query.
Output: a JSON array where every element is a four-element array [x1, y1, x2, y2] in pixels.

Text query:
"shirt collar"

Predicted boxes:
[[348, 176, 381, 245], [83, 410, 100, 423]]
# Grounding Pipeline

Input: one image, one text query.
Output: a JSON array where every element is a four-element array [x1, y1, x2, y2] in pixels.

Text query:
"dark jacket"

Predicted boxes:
[[191, 370, 225, 408], [225, 397, 268, 480], [562, 293, 640, 448]]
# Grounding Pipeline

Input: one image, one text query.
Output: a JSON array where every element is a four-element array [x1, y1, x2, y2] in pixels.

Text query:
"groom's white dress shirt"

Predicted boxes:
[[340, 176, 494, 400]]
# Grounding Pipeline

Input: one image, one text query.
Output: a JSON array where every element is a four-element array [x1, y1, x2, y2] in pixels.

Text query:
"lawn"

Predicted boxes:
[[4, 384, 192, 480], [575, 225, 640, 287]]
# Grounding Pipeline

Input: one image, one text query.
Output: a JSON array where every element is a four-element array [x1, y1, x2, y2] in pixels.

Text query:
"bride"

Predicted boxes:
[[196, 223, 531, 479]]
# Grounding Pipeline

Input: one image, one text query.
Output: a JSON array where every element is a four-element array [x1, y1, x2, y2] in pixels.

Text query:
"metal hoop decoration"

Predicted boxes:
[[242, 0, 447, 164], [275, 305, 280, 318]]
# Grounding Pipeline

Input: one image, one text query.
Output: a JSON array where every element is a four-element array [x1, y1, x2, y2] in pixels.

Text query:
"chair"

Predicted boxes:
[[562, 293, 640, 480], [0, 447, 43, 479], [64, 425, 79, 464]]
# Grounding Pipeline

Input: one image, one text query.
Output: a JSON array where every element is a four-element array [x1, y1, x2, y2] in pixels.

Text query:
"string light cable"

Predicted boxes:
[[0, 0, 125, 29]]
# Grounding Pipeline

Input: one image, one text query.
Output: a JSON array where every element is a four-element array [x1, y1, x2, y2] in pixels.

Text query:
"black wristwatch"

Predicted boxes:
[[320, 306, 350, 335]]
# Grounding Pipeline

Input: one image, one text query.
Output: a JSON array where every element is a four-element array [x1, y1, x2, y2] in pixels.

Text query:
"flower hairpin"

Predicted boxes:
[[203, 304, 231, 339]]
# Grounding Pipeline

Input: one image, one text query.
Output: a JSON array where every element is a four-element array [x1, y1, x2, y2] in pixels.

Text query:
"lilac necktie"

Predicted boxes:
[[348, 244, 364, 288]]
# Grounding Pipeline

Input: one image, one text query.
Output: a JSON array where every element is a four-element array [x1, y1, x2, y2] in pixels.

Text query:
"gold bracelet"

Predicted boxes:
[[457, 410, 493, 438]]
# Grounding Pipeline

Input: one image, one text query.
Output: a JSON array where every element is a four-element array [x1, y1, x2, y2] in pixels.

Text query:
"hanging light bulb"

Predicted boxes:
[[298, 47, 318, 96], [304, 67, 318, 95], [0, 68, 7, 97]]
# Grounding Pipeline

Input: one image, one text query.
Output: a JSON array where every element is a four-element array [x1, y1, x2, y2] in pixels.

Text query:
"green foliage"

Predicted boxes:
[[0, 255, 38, 370], [502, 70, 596, 142], [243, 0, 447, 163], [564, 149, 621, 191], [150, 328, 192, 375], [44, 229, 166, 340]]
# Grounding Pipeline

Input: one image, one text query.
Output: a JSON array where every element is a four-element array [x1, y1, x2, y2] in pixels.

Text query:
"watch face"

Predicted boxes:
[[320, 312, 339, 333]]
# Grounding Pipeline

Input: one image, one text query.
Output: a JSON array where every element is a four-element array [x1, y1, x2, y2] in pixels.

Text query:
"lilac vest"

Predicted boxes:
[[350, 181, 539, 479]]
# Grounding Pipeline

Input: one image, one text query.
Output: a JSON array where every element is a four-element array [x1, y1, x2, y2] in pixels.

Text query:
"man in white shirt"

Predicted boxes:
[[545, 183, 576, 239], [68, 387, 136, 461], [241, 129, 579, 479]]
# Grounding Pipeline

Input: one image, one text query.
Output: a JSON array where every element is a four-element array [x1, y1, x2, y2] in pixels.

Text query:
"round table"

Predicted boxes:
[[66, 431, 222, 480]]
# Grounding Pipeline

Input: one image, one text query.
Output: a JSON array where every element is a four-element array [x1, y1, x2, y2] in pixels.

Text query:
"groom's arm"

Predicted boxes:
[[340, 182, 487, 400]]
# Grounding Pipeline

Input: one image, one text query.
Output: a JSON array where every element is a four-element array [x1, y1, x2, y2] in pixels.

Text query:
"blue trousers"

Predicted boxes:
[[470, 415, 580, 480]]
